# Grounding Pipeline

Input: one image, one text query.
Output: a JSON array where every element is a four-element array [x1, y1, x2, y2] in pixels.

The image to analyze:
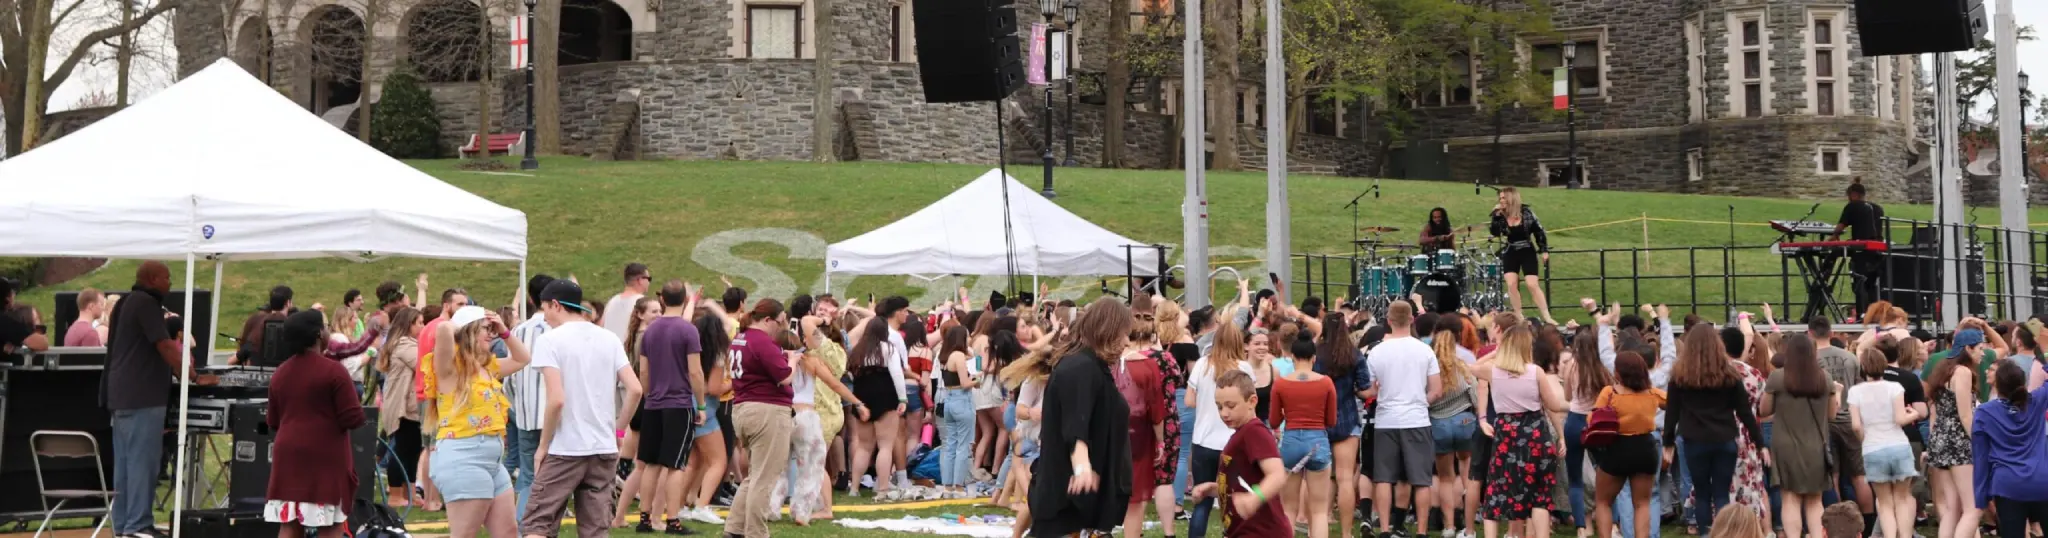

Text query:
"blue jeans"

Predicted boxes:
[[1616, 431, 1664, 538], [1761, 422, 1782, 528], [997, 402, 1018, 485], [507, 428, 539, 519], [1174, 388, 1194, 505], [1189, 445, 1222, 538], [939, 388, 976, 486], [1682, 439, 1741, 533], [111, 407, 165, 535], [1565, 411, 1589, 529]]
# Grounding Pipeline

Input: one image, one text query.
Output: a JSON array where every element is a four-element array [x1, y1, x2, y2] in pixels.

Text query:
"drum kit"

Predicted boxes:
[[1351, 225, 1507, 316]]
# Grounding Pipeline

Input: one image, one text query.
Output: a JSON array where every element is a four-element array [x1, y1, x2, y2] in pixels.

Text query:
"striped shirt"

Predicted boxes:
[[506, 314, 550, 431]]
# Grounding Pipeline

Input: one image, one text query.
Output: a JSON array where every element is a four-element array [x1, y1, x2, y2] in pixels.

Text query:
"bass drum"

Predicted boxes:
[[1415, 271, 1462, 313]]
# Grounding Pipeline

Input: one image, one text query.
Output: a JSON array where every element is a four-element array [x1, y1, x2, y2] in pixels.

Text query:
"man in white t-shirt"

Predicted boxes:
[[601, 262, 652, 341], [519, 279, 643, 538], [1365, 301, 1443, 537]]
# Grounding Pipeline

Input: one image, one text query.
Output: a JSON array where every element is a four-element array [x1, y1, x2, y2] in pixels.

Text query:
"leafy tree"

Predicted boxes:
[[370, 67, 444, 159], [1955, 26, 2035, 126]]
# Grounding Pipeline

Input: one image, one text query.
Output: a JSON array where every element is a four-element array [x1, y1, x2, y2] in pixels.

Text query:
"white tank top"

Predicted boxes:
[[792, 352, 816, 405]]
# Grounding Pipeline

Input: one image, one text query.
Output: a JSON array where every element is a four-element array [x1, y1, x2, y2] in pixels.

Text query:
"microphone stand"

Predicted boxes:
[[1345, 184, 1377, 260]]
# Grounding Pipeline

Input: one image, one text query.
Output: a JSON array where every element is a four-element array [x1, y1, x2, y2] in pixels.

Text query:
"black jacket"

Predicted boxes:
[[1029, 348, 1133, 535]]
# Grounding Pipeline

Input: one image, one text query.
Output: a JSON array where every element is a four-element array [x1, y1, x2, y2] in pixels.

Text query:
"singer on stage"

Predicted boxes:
[[1489, 188, 1556, 324], [1419, 208, 1456, 251]]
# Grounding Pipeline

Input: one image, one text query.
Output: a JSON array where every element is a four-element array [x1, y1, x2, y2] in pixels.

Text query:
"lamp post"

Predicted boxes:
[[1563, 40, 1579, 189], [1061, 0, 1078, 167], [1038, 0, 1058, 197], [520, 0, 539, 170]]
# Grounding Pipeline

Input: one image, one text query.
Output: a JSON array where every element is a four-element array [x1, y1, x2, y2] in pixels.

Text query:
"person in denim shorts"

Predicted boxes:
[[1427, 321, 1479, 538], [1846, 347, 1921, 538], [1274, 339, 1339, 538]]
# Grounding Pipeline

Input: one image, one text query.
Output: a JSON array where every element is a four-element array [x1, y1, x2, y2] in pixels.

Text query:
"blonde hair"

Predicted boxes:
[[1156, 300, 1189, 344], [1709, 505, 1767, 538], [327, 305, 356, 334], [1494, 324, 1534, 376], [1209, 318, 1249, 382], [1433, 327, 1471, 390], [447, 320, 496, 412], [1501, 187, 1525, 218]]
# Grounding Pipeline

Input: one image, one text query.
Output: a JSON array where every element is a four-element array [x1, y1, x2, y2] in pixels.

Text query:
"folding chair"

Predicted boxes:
[[31, 430, 114, 537]]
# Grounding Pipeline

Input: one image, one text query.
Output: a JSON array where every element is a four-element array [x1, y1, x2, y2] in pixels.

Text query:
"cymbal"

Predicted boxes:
[[1361, 226, 1402, 234]]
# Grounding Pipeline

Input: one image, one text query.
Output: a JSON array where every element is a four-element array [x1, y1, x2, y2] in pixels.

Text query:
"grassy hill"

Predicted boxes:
[[18, 158, 2045, 340]]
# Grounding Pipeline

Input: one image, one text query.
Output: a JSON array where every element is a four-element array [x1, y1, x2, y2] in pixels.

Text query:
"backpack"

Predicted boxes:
[[1113, 355, 1151, 426], [1580, 401, 1622, 448], [351, 498, 411, 538]]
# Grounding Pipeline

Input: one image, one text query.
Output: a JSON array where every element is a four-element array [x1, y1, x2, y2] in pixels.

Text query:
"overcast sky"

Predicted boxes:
[[21, 2, 2048, 118]]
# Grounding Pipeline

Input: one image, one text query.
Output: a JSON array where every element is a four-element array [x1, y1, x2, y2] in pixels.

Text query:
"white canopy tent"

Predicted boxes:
[[825, 168, 1160, 286], [0, 59, 528, 535]]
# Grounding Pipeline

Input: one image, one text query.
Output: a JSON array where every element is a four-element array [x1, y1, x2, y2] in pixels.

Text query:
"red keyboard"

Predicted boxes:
[[1774, 240, 1889, 254]]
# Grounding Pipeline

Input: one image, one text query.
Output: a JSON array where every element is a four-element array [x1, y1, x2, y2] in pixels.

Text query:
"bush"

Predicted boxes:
[[370, 67, 444, 159]]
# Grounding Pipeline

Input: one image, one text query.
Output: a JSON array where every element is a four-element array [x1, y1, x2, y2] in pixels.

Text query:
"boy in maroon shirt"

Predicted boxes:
[[1190, 369, 1290, 537]]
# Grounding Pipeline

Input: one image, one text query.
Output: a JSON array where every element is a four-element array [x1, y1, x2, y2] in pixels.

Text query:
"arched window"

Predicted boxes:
[[303, 6, 364, 113], [560, 0, 632, 65]]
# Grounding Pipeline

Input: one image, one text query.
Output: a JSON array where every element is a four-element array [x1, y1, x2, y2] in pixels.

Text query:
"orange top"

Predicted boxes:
[[1594, 386, 1668, 436], [1271, 375, 1338, 431]]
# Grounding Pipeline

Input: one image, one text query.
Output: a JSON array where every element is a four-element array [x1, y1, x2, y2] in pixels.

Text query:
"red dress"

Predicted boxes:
[[1119, 354, 1166, 504], [266, 350, 368, 507]]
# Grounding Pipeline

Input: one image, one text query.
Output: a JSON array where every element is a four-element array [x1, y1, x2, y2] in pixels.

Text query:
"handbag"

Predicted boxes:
[[1581, 404, 1622, 448]]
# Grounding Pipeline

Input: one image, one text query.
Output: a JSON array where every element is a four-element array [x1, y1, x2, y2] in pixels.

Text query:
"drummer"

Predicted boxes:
[[1418, 207, 1457, 251]]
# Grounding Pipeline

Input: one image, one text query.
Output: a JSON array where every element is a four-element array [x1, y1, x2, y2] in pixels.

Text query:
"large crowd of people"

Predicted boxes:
[[19, 252, 2048, 538]]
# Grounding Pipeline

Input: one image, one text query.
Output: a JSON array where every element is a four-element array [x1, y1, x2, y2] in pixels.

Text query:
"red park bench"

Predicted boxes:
[[458, 132, 527, 159]]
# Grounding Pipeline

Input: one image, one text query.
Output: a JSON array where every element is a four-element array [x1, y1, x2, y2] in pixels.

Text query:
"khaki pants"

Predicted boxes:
[[517, 452, 620, 538], [725, 402, 795, 538]]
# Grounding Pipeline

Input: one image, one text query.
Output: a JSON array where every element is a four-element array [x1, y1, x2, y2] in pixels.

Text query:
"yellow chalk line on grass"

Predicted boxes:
[[401, 497, 989, 531]]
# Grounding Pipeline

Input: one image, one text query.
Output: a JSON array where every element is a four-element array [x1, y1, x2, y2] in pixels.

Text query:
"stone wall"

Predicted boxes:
[[1044, 102, 1175, 170], [534, 59, 1000, 163], [38, 106, 122, 144], [1431, 116, 1912, 202], [173, 1, 227, 78], [428, 81, 513, 153]]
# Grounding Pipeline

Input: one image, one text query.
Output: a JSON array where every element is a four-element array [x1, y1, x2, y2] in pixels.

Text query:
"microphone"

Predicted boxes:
[[1373, 178, 1382, 199], [1475, 181, 1481, 195]]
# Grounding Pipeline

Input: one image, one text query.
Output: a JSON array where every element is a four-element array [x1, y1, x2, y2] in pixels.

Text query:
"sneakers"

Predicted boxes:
[[1457, 529, 1476, 538], [685, 506, 726, 525]]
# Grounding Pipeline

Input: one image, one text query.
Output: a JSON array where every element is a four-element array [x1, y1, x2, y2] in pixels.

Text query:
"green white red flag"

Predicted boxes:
[[1552, 67, 1568, 110]]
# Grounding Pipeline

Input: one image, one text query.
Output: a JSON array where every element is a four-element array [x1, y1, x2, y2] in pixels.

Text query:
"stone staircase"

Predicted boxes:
[[591, 89, 641, 161], [839, 99, 882, 161], [1240, 126, 1339, 176]]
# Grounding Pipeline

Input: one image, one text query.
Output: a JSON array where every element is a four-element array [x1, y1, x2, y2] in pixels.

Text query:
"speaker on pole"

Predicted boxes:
[[912, 0, 1025, 103], [1854, 0, 1986, 56]]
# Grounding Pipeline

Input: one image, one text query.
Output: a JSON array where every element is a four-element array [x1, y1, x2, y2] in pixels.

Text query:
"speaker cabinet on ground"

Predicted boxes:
[[912, 0, 1025, 103], [1854, 0, 1985, 56]]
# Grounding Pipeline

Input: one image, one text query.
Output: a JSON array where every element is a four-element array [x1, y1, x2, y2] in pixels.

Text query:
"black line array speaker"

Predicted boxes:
[[1853, 0, 1986, 56], [911, 0, 1024, 103]]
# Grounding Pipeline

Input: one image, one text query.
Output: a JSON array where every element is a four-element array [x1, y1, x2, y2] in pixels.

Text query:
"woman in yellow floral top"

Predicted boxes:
[[423, 306, 532, 538]]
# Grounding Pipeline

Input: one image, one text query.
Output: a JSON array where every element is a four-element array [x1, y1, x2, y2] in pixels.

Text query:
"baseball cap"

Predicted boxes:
[[1954, 328, 1985, 349], [540, 280, 592, 313], [449, 305, 492, 329]]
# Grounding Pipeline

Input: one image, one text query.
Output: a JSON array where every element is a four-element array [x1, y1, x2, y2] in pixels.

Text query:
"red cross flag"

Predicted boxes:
[[509, 16, 528, 69]]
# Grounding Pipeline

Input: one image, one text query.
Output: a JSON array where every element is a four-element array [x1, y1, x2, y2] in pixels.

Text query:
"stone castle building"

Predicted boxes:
[[164, 0, 1922, 200], [1397, 0, 1924, 201]]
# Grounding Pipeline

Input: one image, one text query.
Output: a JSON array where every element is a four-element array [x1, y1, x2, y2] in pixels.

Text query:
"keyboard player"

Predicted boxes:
[[1831, 179, 1885, 316]]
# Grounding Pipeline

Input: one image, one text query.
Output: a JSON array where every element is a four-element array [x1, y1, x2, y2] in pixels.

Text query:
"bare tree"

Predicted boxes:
[[1102, 0, 1137, 168], [532, 0, 557, 153], [0, 0, 176, 154], [810, 0, 832, 161], [1207, 0, 1239, 170]]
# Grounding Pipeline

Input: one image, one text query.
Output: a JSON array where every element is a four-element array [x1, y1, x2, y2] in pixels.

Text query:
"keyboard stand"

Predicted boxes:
[[1788, 249, 1851, 323]]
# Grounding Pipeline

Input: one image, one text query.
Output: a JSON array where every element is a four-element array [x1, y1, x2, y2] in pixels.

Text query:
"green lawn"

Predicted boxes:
[[17, 158, 2048, 331]]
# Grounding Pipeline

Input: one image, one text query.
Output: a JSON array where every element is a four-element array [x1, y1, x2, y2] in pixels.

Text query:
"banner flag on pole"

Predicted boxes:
[[1552, 67, 1568, 110], [510, 16, 529, 70], [1027, 23, 1047, 86]]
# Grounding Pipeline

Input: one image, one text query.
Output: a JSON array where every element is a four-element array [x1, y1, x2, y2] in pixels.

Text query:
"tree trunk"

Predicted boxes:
[[809, 0, 833, 161], [117, 0, 132, 106], [1103, 0, 1128, 168], [357, 0, 376, 143], [476, 0, 494, 158], [534, 0, 561, 153], [1208, 0, 1239, 171], [1286, 68, 1306, 136], [19, 0, 54, 150]]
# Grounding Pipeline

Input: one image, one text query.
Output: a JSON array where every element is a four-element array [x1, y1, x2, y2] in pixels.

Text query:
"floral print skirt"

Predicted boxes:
[[1482, 411, 1561, 521]]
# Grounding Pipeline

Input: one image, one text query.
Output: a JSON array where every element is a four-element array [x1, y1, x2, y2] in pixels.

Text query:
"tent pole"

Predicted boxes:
[[825, 272, 832, 297], [171, 253, 196, 537], [518, 259, 529, 319], [206, 259, 223, 361]]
